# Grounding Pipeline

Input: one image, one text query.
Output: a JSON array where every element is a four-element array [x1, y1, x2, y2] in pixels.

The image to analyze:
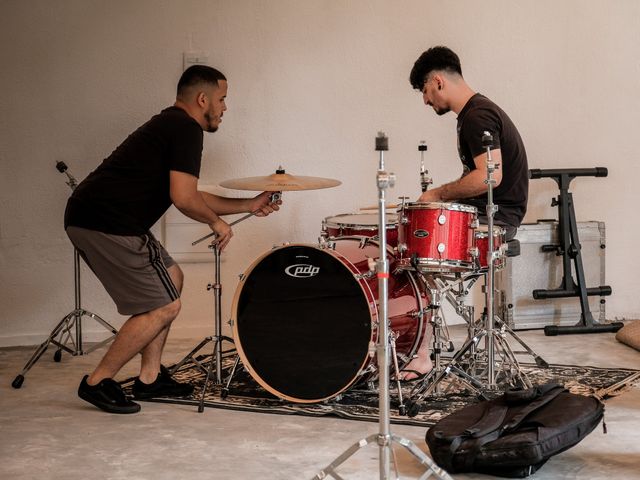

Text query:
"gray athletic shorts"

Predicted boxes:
[[66, 226, 179, 316]]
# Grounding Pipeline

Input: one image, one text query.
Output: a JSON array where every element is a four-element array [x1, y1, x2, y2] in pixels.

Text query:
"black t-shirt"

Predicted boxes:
[[456, 94, 528, 227], [65, 106, 203, 235]]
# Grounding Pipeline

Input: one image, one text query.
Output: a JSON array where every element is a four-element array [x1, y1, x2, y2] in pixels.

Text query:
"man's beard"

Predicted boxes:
[[204, 111, 219, 132]]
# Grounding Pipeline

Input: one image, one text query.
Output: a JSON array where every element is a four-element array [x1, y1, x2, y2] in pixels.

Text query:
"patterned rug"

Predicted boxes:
[[121, 353, 640, 427]]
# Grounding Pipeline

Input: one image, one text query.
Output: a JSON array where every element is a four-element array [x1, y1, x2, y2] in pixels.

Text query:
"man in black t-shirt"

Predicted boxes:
[[398, 46, 528, 380], [409, 46, 528, 239], [65, 65, 281, 413]]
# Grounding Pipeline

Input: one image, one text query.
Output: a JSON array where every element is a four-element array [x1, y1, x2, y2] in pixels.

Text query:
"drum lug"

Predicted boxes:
[[367, 257, 377, 273], [471, 218, 479, 229], [355, 271, 375, 280], [319, 240, 336, 250], [400, 215, 409, 225]]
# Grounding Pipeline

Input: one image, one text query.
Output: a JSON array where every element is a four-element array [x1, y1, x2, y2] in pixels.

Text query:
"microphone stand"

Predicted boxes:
[[312, 133, 452, 480], [12, 162, 117, 389]]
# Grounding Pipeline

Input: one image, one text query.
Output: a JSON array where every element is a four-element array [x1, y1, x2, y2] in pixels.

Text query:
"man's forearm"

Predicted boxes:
[[199, 191, 253, 215], [434, 170, 488, 201]]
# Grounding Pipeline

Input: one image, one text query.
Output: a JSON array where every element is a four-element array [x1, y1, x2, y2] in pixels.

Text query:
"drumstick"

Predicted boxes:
[[192, 192, 282, 246], [360, 204, 398, 211]]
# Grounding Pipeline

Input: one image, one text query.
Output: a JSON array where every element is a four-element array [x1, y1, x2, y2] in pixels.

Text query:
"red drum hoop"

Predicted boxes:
[[322, 212, 399, 247]]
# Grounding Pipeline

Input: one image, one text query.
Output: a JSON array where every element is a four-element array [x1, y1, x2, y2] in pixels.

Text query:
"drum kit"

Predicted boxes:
[[178, 134, 546, 477], [184, 141, 548, 412], [174, 132, 549, 479]]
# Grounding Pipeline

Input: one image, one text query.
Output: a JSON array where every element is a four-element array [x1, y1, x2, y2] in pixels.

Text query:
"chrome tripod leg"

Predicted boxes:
[[408, 331, 487, 409], [495, 316, 549, 368], [221, 354, 242, 399], [198, 336, 221, 413], [12, 248, 116, 388], [312, 433, 453, 480], [11, 314, 72, 388], [169, 336, 214, 375]]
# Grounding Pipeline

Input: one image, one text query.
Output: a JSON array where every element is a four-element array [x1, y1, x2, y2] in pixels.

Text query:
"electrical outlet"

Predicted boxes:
[[183, 51, 209, 70]]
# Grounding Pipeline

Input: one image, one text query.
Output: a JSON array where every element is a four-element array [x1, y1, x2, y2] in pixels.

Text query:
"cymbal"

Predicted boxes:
[[219, 169, 341, 192]]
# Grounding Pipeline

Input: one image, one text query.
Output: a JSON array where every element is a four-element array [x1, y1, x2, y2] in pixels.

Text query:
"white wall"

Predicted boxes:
[[1, 0, 639, 347]]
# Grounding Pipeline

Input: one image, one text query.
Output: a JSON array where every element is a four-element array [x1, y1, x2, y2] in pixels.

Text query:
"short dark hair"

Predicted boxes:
[[409, 46, 462, 90], [177, 65, 227, 97]]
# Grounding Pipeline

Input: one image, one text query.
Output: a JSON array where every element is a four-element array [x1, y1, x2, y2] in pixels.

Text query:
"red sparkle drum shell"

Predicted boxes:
[[231, 238, 428, 403], [474, 225, 507, 271], [398, 202, 477, 272], [323, 213, 399, 247]]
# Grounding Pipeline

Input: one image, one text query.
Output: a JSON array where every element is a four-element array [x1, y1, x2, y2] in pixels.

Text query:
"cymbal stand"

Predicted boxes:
[[12, 161, 117, 389], [167, 242, 237, 410], [313, 132, 452, 480], [172, 194, 282, 411]]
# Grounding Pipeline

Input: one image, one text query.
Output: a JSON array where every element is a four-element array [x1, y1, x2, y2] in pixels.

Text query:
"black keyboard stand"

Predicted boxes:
[[529, 168, 623, 336]]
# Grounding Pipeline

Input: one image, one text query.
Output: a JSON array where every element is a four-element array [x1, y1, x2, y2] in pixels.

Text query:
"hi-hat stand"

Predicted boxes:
[[529, 168, 623, 336], [12, 162, 117, 389], [313, 133, 452, 480]]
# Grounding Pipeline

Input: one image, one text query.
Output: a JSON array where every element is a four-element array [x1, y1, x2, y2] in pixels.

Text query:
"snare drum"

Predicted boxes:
[[231, 238, 428, 403], [322, 212, 398, 246], [473, 225, 507, 271], [397, 202, 477, 272]]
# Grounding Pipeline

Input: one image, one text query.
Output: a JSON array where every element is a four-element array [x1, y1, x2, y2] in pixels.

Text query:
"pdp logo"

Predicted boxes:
[[285, 264, 320, 278]]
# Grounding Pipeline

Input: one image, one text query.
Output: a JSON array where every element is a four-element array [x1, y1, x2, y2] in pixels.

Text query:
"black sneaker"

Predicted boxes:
[[78, 375, 141, 414], [132, 365, 194, 399]]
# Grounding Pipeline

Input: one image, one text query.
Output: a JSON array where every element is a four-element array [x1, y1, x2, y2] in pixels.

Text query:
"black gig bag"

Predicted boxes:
[[425, 383, 605, 477]]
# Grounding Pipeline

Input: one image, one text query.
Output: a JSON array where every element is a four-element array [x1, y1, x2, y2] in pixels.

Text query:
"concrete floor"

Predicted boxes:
[[1, 325, 639, 480]]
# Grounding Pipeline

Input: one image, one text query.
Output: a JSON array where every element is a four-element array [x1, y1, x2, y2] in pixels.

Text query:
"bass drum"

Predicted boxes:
[[231, 238, 429, 403]]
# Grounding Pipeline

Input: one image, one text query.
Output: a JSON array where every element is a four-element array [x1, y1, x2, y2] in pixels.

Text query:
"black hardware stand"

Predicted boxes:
[[529, 168, 623, 335], [12, 162, 117, 389]]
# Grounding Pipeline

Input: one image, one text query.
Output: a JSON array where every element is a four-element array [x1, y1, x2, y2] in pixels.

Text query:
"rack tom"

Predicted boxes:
[[397, 202, 477, 272]]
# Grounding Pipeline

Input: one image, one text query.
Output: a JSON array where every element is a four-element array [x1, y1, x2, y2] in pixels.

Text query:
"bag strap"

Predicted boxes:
[[436, 400, 509, 469], [502, 384, 565, 431]]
